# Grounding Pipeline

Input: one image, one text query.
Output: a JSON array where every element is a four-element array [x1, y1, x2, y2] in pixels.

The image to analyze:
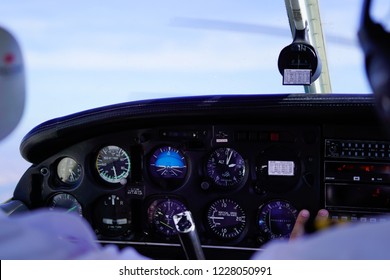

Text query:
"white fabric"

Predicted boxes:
[[2, 208, 390, 260], [252, 221, 390, 260], [0, 210, 148, 260]]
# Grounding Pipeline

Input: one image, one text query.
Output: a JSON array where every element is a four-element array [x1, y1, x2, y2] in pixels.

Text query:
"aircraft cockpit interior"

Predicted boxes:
[[1, 0, 390, 261]]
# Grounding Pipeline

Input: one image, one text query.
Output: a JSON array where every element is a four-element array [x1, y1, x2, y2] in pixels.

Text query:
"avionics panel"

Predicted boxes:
[[324, 161, 390, 183], [324, 139, 390, 222], [325, 139, 390, 160]]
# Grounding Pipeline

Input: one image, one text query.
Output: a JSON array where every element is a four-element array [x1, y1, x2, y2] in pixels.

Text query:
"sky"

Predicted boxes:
[[0, 0, 380, 201]]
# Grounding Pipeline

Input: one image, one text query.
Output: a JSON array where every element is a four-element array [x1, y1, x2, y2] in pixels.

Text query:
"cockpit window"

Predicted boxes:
[[0, 0, 377, 201]]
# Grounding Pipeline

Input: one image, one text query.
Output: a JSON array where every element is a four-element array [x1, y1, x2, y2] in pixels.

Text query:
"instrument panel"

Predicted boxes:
[[10, 94, 390, 259], [15, 124, 321, 257]]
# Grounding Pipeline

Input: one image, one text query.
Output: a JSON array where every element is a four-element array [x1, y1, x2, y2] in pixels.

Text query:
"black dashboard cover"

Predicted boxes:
[[20, 93, 378, 164]]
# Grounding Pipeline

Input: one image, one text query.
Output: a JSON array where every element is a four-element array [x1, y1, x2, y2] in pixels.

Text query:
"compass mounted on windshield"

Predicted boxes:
[[278, 24, 322, 86]]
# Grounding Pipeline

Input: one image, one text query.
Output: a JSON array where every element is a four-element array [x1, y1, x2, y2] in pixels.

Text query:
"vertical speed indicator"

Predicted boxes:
[[206, 198, 246, 239]]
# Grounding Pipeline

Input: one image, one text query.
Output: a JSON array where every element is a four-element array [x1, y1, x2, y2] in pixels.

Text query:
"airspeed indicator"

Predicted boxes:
[[96, 145, 131, 184]]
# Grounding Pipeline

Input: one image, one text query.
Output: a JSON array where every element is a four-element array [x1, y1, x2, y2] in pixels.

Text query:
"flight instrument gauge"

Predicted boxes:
[[256, 147, 300, 193], [206, 198, 246, 239], [148, 146, 188, 189], [96, 145, 130, 184], [147, 198, 187, 237], [258, 200, 298, 240], [206, 147, 246, 188], [93, 194, 132, 237], [57, 157, 82, 185], [48, 193, 83, 217]]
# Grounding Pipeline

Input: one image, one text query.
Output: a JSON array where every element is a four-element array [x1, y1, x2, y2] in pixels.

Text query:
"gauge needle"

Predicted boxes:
[[112, 165, 117, 178], [67, 206, 77, 213], [69, 170, 76, 180], [208, 216, 224, 220], [160, 221, 173, 229], [268, 211, 272, 232], [226, 150, 233, 165]]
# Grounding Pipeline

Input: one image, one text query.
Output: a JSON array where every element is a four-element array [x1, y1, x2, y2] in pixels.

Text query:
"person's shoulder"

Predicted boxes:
[[252, 221, 390, 260], [0, 209, 99, 259]]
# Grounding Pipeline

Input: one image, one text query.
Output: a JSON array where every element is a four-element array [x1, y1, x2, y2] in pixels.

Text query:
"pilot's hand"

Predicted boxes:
[[289, 209, 329, 240]]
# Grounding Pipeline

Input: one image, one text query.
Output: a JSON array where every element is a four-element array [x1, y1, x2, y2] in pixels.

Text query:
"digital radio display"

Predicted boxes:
[[324, 161, 390, 183]]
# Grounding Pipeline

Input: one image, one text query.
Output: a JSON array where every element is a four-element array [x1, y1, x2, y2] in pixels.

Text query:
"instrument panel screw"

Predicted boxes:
[[40, 167, 49, 176]]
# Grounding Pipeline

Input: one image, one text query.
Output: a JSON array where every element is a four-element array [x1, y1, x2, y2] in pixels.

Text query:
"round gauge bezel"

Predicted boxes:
[[205, 147, 247, 189], [256, 147, 301, 193], [56, 157, 82, 186], [147, 145, 189, 190], [258, 199, 298, 240], [206, 198, 247, 240], [47, 192, 83, 217], [147, 197, 188, 238], [95, 145, 131, 185], [92, 194, 132, 237]]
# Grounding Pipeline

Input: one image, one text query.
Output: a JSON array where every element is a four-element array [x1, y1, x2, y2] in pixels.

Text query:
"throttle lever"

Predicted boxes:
[[173, 211, 205, 260]]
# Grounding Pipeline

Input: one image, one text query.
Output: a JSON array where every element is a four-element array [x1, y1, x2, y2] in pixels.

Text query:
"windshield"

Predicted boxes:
[[0, 0, 386, 201]]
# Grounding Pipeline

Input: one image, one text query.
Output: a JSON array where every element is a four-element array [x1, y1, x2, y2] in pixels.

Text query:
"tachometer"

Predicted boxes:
[[206, 198, 246, 239], [206, 147, 246, 188], [96, 145, 130, 184]]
